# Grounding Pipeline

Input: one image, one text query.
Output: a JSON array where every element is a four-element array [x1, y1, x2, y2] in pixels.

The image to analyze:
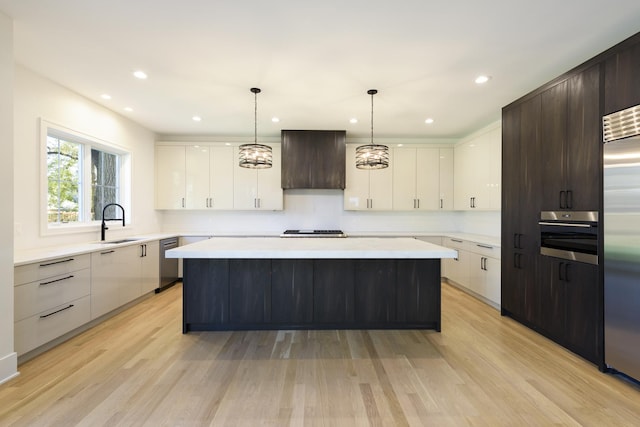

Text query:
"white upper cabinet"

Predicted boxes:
[[439, 148, 454, 210], [156, 146, 186, 209], [185, 145, 234, 209], [392, 147, 452, 211], [233, 144, 283, 210], [185, 146, 209, 209], [209, 146, 235, 209], [344, 144, 393, 210], [156, 143, 280, 211], [453, 125, 501, 211]]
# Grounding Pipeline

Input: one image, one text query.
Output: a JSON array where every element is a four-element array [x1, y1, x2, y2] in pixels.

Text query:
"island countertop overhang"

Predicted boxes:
[[167, 237, 458, 259]]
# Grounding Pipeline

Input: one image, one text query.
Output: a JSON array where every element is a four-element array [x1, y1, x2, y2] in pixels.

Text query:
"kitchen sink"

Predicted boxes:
[[98, 238, 142, 244]]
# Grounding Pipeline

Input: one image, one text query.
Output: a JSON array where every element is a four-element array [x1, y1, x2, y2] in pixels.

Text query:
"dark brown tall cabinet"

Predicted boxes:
[[502, 65, 604, 366], [501, 97, 542, 327]]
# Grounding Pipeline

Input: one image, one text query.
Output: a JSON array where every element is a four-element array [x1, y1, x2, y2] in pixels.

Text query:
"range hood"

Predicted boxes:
[[281, 130, 346, 189]]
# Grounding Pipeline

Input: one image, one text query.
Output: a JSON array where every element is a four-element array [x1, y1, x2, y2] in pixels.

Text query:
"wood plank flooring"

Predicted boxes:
[[1, 282, 639, 426]]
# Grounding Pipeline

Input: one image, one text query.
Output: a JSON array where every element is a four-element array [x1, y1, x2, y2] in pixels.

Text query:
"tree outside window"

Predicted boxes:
[[47, 136, 81, 224]]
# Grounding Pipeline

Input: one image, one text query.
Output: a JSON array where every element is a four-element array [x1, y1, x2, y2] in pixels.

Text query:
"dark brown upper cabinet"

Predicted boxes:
[[604, 40, 640, 115], [281, 130, 346, 189], [539, 65, 601, 212]]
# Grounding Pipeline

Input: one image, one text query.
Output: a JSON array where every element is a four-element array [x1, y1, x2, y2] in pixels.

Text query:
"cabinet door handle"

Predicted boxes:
[[440, 199, 443, 209], [40, 304, 74, 319], [477, 244, 493, 250], [559, 191, 566, 209], [451, 238, 463, 243], [416, 199, 420, 209], [567, 190, 573, 209], [40, 275, 74, 286], [558, 262, 565, 281], [182, 198, 185, 208], [513, 253, 518, 268], [39, 258, 74, 267], [518, 233, 523, 249], [100, 250, 115, 255], [565, 263, 571, 282]]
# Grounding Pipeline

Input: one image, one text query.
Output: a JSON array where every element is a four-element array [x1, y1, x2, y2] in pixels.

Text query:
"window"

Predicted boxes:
[[42, 120, 130, 233]]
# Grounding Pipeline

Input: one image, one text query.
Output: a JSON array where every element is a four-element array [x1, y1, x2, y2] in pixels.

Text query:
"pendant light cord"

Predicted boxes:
[[370, 91, 374, 145], [254, 90, 258, 144]]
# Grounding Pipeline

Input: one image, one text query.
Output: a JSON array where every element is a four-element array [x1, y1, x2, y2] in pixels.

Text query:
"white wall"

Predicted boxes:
[[13, 66, 161, 251], [0, 11, 17, 385]]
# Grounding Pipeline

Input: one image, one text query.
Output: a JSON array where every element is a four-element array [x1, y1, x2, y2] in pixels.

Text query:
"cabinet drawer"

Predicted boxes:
[[14, 268, 91, 322], [14, 295, 91, 355], [15, 254, 91, 285], [469, 242, 500, 259], [444, 237, 466, 250]]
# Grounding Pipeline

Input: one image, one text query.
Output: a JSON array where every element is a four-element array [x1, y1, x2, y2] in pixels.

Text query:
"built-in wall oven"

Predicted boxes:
[[539, 211, 598, 265]]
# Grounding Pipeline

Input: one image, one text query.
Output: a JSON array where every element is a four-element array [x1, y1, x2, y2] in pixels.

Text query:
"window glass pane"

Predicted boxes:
[[92, 148, 120, 220], [47, 136, 81, 224]]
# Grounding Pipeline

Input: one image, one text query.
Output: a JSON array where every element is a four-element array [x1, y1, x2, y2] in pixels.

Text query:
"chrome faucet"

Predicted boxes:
[[101, 203, 125, 241]]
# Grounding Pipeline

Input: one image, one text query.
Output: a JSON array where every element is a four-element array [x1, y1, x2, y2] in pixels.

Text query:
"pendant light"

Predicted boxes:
[[355, 89, 389, 169], [239, 87, 273, 169]]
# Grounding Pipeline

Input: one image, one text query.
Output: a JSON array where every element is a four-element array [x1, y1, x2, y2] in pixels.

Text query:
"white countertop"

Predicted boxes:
[[166, 237, 458, 259], [14, 232, 499, 265], [14, 233, 179, 266]]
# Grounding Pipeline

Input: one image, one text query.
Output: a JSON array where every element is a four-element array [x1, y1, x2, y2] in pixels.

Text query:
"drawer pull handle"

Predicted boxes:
[[100, 250, 115, 255], [39, 258, 74, 267], [450, 239, 463, 243], [40, 304, 74, 319], [477, 244, 493, 249], [40, 275, 74, 286]]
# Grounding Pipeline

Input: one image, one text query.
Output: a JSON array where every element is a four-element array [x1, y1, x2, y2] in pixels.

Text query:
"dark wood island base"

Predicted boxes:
[[183, 258, 442, 332]]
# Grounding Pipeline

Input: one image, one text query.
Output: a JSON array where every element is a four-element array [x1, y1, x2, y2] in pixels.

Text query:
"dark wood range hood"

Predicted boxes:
[[281, 130, 346, 189]]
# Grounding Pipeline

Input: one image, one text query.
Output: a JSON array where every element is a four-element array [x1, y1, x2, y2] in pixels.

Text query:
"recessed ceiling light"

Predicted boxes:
[[192, 116, 202, 122], [271, 117, 280, 123], [475, 75, 491, 84], [425, 118, 434, 124], [133, 70, 148, 80], [397, 144, 404, 147], [101, 94, 111, 100], [350, 118, 358, 124], [124, 107, 133, 112]]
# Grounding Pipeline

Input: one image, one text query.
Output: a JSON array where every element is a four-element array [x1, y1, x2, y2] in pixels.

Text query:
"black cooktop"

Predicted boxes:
[[280, 229, 346, 237]]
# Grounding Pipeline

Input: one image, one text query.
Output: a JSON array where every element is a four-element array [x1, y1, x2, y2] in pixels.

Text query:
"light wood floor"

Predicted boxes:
[[1, 282, 639, 426]]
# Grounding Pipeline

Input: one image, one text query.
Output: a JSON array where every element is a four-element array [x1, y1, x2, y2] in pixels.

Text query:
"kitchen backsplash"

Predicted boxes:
[[160, 189, 500, 237]]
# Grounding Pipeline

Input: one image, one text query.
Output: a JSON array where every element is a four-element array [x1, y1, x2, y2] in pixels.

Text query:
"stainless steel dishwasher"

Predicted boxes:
[[157, 237, 179, 293]]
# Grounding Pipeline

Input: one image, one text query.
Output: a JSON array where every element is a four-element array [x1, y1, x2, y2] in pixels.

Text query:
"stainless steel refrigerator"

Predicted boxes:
[[603, 105, 640, 382]]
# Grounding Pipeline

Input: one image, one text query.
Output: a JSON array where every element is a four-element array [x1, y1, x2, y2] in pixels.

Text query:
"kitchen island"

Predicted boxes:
[[166, 237, 457, 332]]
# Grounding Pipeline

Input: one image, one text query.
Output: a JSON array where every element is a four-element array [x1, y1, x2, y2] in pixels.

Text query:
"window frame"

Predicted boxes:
[[40, 119, 131, 236]]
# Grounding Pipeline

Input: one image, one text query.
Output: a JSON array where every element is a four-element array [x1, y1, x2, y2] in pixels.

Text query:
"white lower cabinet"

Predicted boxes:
[[91, 245, 141, 319], [14, 296, 91, 356], [14, 254, 92, 355], [442, 237, 501, 307], [91, 242, 160, 319], [140, 241, 160, 294], [15, 242, 161, 357]]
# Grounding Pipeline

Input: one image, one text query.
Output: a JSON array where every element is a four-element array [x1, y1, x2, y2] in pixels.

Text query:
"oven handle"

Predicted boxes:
[[538, 221, 593, 228]]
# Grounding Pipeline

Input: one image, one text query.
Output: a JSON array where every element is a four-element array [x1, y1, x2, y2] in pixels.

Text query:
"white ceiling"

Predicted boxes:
[[2, 1, 640, 140]]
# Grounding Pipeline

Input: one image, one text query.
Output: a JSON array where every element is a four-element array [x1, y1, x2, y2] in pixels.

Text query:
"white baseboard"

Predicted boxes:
[[0, 351, 19, 385]]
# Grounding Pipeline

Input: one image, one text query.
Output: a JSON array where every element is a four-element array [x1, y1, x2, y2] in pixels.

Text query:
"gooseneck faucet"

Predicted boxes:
[[101, 203, 125, 241]]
